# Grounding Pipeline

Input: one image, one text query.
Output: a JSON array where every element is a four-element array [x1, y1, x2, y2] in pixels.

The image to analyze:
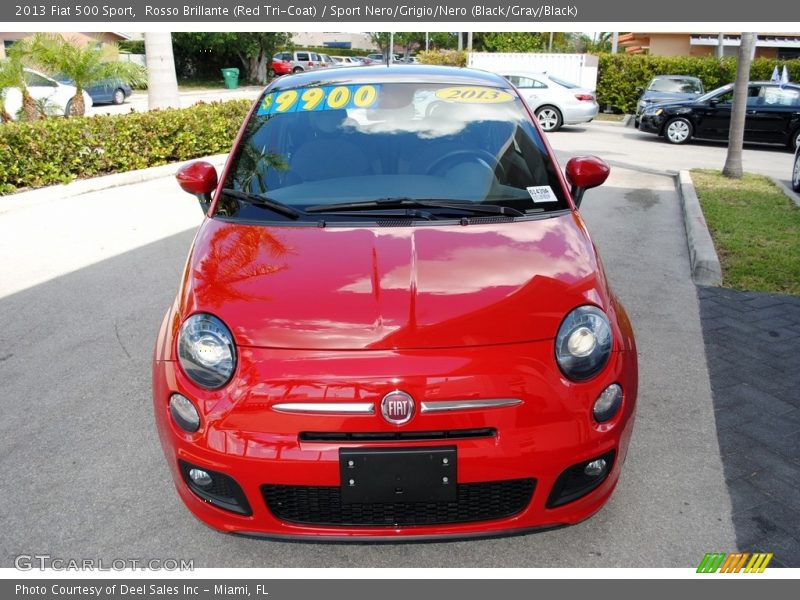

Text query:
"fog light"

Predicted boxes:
[[584, 459, 607, 477], [169, 393, 200, 432], [593, 384, 622, 423], [188, 468, 213, 488]]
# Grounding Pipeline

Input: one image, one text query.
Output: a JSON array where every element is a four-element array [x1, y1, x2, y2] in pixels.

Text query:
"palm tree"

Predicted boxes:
[[723, 33, 757, 179], [0, 39, 38, 121], [30, 33, 146, 116], [0, 60, 17, 122], [144, 32, 180, 110]]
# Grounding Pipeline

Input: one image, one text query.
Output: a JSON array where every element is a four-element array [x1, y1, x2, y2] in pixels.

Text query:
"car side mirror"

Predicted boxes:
[[635, 86, 644, 94], [565, 156, 610, 208], [709, 97, 721, 105], [176, 161, 218, 213]]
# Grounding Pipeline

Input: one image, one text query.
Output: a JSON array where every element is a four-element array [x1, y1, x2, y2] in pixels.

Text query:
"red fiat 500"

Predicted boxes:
[[153, 65, 638, 540]]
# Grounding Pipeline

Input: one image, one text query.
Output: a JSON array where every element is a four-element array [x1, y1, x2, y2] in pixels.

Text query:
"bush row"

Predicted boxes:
[[417, 50, 468, 67], [0, 100, 252, 195], [597, 54, 800, 113]]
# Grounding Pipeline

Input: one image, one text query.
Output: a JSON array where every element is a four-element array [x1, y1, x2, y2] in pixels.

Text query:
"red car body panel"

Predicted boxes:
[[271, 59, 292, 76], [153, 66, 638, 539]]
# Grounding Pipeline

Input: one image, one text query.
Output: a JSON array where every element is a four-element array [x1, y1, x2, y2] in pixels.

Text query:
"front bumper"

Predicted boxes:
[[638, 113, 666, 135], [153, 335, 637, 540]]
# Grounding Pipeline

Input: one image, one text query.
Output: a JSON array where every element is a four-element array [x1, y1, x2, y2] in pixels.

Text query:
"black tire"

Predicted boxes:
[[535, 105, 563, 132], [292, 66, 303, 74], [112, 88, 125, 105], [663, 117, 693, 145], [64, 99, 73, 117], [790, 128, 800, 153], [792, 149, 800, 193]]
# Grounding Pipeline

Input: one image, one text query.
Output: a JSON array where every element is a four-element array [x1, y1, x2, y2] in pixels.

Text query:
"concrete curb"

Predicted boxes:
[[771, 176, 800, 208], [0, 154, 228, 215], [677, 170, 723, 287]]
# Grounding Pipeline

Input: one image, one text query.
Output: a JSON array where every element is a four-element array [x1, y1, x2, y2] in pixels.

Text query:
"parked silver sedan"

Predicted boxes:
[[500, 72, 599, 132]]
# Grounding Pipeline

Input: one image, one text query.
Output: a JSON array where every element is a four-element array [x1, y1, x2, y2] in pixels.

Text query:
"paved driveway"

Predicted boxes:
[[86, 87, 263, 117], [551, 120, 795, 183], [0, 159, 736, 567]]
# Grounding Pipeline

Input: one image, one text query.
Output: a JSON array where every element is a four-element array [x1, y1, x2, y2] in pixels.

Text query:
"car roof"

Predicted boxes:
[[652, 75, 702, 80], [267, 65, 511, 90]]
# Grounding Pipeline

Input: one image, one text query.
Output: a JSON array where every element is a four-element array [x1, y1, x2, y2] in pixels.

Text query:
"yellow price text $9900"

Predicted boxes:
[[257, 84, 381, 115]]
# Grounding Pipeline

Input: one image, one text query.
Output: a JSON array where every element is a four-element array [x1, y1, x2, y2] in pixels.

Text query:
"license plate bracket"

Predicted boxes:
[[339, 446, 456, 504]]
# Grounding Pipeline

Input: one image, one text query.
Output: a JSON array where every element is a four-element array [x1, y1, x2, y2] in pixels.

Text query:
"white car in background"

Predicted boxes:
[[500, 71, 598, 132], [2, 68, 92, 119], [331, 56, 362, 66]]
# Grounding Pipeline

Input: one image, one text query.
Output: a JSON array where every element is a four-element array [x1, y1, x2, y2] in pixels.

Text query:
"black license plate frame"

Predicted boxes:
[[339, 446, 457, 504]]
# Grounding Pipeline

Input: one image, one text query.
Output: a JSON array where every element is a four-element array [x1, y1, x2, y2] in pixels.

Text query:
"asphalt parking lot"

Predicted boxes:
[[552, 119, 796, 184], [0, 119, 769, 568]]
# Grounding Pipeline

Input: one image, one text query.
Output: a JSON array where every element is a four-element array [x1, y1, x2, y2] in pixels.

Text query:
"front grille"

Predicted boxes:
[[299, 428, 496, 442], [262, 478, 535, 526]]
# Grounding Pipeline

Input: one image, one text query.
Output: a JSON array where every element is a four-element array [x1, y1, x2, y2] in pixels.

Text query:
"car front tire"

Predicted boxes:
[[292, 66, 303, 74], [791, 128, 800, 153], [112, 88, 125, 105], [535, 105, 563, 132], [792, 149, 800, 193], [64, 99, 73, 117], [664, 117, 693, 144]]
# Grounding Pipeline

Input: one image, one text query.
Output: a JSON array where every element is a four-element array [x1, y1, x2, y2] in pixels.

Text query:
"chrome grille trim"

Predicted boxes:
[[272, 402, 375, 415], [420, 398, 522, 413]]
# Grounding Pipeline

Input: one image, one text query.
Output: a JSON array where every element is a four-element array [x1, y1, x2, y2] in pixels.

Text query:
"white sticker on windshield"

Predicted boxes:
[[526, 186, 558, 203]]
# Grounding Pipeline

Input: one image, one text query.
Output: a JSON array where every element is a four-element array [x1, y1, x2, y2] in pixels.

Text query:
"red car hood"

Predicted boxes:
[[178, 214, 608, 350]]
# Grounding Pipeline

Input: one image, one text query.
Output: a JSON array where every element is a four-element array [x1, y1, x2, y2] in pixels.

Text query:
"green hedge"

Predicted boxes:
[[417, 50, 468, 67], [598, 54, 800, 113], [0, 100, 251, 194]]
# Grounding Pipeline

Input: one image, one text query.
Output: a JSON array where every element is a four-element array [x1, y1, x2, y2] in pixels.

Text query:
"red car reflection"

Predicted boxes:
[[153, 66, 637, 540]]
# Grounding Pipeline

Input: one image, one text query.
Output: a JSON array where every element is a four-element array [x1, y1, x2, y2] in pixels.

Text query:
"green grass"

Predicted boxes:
[[177, 77, 226, 91], [691, 169, 800, 295], [594, 113, 626, 122]]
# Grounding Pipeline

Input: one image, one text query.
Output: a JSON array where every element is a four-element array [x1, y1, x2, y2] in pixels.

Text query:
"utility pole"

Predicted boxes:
[[425, 32, 429, 51], [457, 32, 463, 51], [717, 32, 725, 59], [611, 32, 619, 53], [467, 31, 473, 51]]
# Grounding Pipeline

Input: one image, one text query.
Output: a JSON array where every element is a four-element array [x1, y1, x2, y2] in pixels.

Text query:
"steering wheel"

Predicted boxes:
[[425, 149, 507, 181]]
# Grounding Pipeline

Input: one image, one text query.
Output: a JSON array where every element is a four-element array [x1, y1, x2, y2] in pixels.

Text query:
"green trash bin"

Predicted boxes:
[[221, 68, 239, 89]]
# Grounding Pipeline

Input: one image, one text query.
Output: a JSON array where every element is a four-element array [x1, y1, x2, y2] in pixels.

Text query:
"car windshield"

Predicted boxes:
[[649, 78, 703, 93], [548, 75, 580, 89], [219, 81, 570, 223], [696, 84, 734, 103]]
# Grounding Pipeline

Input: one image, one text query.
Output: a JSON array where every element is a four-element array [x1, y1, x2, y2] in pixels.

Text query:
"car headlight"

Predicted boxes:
[[178, 313, 237, 389], [644, 107, 664, 116], [555, 305, 613, 381]]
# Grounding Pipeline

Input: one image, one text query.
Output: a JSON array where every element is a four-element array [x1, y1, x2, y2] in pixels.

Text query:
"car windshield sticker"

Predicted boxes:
[[434, 86, 513, 104], [526, 186, 558, 203], [258, 84, 381, 115]]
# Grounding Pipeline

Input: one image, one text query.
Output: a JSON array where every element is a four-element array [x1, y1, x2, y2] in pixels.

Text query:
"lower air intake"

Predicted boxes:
[[261, 478, 535, 526]]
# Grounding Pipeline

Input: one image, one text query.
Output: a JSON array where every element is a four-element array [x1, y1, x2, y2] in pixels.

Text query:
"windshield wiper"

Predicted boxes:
[[221, 188, 302, 220], [306, 197, 525, 218]]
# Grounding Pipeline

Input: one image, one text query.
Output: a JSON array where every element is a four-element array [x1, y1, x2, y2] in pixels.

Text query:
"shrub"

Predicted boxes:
[[597, 54, 800, 113], [0, 99, 252, 194], [417, 50, 468, 67]]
